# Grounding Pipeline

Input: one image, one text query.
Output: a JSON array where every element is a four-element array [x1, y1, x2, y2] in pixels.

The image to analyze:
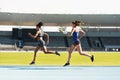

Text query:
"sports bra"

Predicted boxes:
[[38, 28, 44, 37]]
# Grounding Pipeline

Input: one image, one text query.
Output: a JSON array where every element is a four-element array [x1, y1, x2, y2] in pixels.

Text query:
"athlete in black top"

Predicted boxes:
[[28, 22, 60, 65]]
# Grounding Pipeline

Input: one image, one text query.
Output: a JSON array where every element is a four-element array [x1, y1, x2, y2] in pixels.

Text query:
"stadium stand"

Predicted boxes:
[[84, 27, 120, 32], [87, 37, 102, 48], [0, 31, 15, 50], [0, 27, 120, 51], [101, 37, 120, 45], [100, 37, 120, 51]]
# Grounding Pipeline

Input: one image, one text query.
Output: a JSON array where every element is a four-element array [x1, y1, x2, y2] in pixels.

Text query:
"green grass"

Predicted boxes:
[[0, 51, 120, 66]]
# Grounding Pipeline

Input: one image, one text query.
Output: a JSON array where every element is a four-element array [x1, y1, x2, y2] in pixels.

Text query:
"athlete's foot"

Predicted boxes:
[[63, 63, 70, 67], [55, 51, 60, 56], [29, 61, 35, 65], [90, 55, 94, 62]]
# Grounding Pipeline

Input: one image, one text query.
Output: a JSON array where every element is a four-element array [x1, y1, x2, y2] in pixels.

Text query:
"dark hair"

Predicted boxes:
[[36, 22, 43, 28], [72, 20, 80, 26]]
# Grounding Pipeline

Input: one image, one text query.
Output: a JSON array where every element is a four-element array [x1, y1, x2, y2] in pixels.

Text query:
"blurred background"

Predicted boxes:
[[0, 0, 120, 52]]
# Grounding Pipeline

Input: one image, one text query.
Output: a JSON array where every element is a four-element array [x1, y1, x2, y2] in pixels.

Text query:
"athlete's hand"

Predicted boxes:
[[28, 33, 32, 36]]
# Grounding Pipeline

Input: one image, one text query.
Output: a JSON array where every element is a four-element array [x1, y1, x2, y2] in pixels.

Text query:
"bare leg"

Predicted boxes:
[[30, 46, 40, 65], [76, 44, 94, 62], [67, 45, 76, 63], [43, 46, 60, 56], [64, 45, 76, 66], [76, 44, 91, 57]]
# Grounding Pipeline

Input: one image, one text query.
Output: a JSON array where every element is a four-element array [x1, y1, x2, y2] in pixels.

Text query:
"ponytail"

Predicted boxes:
[[36, 22, 43, 28], [72, 20, 80, 26]]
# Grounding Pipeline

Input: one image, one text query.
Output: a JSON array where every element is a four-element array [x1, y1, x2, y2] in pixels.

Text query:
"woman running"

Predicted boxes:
[[28, 22, 60, 65], [64, 21, 94, 66]]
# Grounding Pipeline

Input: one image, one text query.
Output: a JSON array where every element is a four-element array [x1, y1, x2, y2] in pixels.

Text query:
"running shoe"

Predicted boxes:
[[55, 51, 60, 56], [90, 55, 94, 62], [63, 63, 70, 67], [29, 61, 35, 65]]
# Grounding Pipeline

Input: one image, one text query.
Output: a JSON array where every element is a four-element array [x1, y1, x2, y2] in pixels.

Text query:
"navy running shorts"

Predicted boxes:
[[73, 40, 80, 46]]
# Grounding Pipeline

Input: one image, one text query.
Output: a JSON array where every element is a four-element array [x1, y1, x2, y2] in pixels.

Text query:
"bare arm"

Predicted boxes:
[[28, 31, 39, 39], [79, 29, 85, 39], [44, 33, 49, 44]]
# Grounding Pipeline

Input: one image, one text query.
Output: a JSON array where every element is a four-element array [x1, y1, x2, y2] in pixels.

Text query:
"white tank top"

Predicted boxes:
[[39, 28, 44, 37]]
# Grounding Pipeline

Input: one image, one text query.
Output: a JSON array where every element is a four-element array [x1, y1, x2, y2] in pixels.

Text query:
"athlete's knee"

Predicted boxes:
[[79, 51, 84, 55], [81, 52, 86, 56], [68, 49, 72, 54], [43, 50, 48, 54]]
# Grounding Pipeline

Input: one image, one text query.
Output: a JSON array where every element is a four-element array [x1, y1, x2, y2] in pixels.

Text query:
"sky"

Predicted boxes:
[[0, 0, 120, 14]]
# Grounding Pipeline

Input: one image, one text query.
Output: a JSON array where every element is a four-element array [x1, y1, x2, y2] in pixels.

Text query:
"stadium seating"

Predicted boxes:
[[87, 37, 102, 48], [0, 28, 120, 51], [100, 37, 120, 45], [0, 31, 15, 50]]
